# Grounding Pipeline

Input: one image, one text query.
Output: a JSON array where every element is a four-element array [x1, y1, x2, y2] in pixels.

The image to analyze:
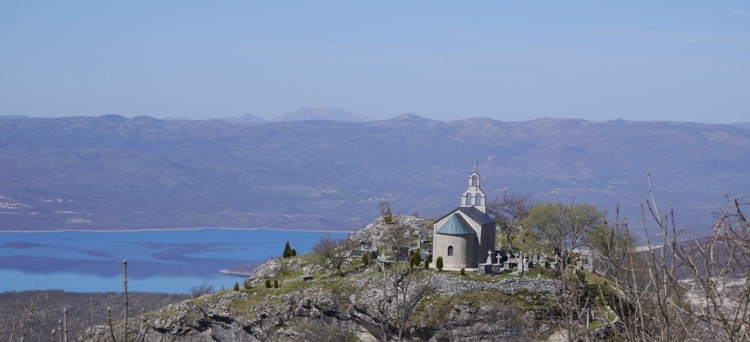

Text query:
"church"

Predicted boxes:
[[432, 166, 496, 270]]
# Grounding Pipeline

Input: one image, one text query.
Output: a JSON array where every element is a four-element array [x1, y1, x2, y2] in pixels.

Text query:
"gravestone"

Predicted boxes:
[[515, 254, 526, 275], [584, 257, 594, 272], [479, 250, 494, 274]]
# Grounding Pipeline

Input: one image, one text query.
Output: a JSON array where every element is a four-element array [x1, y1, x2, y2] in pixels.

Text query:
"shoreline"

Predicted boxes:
[[0, 227, 353, 234], [220, 269, 254, 277]]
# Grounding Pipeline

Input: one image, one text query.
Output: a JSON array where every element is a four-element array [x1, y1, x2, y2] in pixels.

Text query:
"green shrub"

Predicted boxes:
[[265, 279, 272, 288], [436, 256, 444, 271], [410, 250, 421, 268], [243, 279, 252, 289], [291, 248, 297, 257], [233, 282, 240, 291], [283, 241, 293, 258], [460, 268, 466, 276], [576, 270, 587, 283], [273, 279, 279, 288], [362, 252, 371, 266], [384, 207, 393, 224]]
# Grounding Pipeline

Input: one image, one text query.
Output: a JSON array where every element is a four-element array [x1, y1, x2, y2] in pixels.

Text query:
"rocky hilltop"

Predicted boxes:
[[81, 217, 581, 341]]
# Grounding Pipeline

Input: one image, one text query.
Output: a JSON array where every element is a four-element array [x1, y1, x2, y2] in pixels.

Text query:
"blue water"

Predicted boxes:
[[0, 229, 346, 294]]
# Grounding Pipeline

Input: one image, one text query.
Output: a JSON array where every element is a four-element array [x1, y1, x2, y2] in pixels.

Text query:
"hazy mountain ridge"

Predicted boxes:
[[1, 115, 749, 235], [270, 107, 371, 122]]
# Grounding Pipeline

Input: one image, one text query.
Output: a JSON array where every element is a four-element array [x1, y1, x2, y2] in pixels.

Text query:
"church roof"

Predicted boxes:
[[434, 206, 495, 227], [436, 213, 475, 235], [457, 207, 495, 225]]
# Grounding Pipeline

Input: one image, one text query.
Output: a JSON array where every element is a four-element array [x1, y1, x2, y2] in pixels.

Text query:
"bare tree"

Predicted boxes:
[[549, 274, 591, 342], [592, 174, 750, 342], [546, 205, 634, 342], [522, 202, 602, 274], [588, 203, 635, 277], [3, 290, 53, 342], [189, 283, 215, 298], [313, 233, 354, 277], [362, 217, 435, 341], [487, 191, 531, 252], [371, 264, 434, 341], [519, 202, 604, 341], [685, 196, 750, 341], [391, 268, 434, 341], [382, 218, 412, 261]]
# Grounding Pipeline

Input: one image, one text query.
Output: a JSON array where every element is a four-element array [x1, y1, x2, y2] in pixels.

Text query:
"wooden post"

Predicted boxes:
[[63, 307, 68, 342], [123, 259, 128, 342], [107, 307, 117, 342]]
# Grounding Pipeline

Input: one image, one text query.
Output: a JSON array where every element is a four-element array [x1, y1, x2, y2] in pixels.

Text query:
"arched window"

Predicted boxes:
[[471, 175, 478, 186], [465, 193, 471, 205], [475, 194, 482, 206], [447, 246, 454, 256]]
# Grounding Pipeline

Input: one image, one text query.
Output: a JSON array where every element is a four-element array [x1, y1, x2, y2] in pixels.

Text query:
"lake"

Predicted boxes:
[[0, 229, 347, 294]]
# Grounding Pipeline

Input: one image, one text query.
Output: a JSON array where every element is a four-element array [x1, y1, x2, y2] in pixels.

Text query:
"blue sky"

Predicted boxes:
[[1, 1, 748, 123]]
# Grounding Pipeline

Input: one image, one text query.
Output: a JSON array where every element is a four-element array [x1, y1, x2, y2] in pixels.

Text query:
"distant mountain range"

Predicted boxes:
[[187, 107, 371, 123], [270, 107, 371, 122], [121, 106, 370, 123], [1, 114, 749, 237]]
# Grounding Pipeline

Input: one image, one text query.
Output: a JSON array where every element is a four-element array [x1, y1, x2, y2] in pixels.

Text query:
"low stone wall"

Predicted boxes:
[[431, 274, 560, 296]]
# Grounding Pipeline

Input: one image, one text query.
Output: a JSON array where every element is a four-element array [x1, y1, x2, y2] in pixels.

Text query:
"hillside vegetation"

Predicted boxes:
[[82, 217, 570, 341], [0, 291, 188, 341], [77, 189, 750, 342]]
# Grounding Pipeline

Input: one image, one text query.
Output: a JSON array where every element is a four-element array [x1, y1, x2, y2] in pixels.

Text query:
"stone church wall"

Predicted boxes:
[[434, 234, 478, 270]]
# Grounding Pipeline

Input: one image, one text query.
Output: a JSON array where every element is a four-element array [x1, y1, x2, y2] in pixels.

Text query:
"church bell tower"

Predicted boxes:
[[460, 165, 486, 213]]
